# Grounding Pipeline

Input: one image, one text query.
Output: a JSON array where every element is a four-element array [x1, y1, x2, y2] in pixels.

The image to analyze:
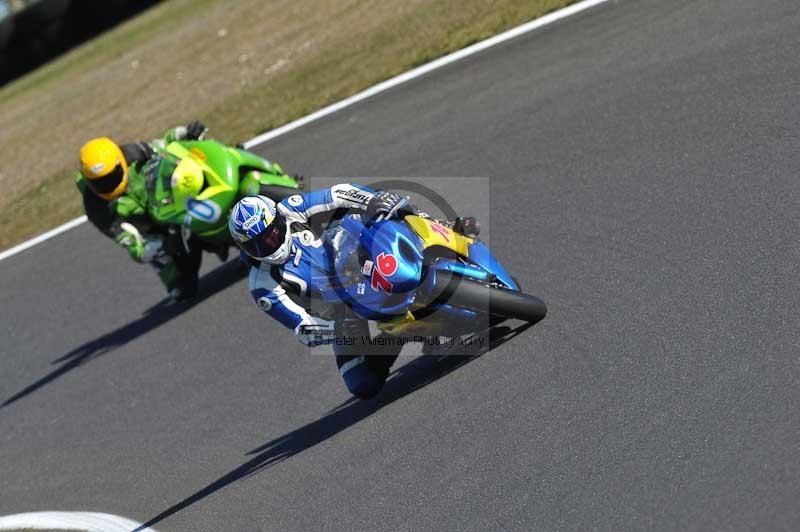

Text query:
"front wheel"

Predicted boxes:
[[432, 272, 547, 324]]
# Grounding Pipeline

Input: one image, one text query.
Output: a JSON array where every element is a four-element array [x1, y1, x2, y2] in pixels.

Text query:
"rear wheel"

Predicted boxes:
[[431, 272, 547, 324]]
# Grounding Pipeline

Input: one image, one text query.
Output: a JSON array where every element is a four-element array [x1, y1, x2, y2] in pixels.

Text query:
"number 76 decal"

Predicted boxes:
[[370, 252, 398, 292]]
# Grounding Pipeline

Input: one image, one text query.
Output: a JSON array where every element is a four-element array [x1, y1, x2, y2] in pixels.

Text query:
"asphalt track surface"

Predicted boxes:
[[2, 1, 799, 530]]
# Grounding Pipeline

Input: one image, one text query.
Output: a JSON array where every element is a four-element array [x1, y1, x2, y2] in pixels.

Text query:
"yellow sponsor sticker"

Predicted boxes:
[[190, 147, 207, 162]]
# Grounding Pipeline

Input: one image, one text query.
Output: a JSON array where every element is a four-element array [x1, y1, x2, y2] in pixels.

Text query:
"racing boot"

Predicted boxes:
[[171, 273, 199, 302], [365, 333, 401, 379], [155, 259, 179, 293], [156, 259, 198, 302]]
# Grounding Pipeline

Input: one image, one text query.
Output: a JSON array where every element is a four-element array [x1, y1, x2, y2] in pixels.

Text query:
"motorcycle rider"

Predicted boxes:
[[77, 121, 209, 300], [231, 184, 481, 399], [229, 184, 416, 399]]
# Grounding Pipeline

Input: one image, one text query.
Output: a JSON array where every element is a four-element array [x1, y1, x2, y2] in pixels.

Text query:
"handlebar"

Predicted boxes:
[[372, 197, 409, 224]]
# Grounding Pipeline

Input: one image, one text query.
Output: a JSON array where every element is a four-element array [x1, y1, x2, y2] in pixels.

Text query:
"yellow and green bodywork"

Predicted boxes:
[[77, 139, 299, 245]]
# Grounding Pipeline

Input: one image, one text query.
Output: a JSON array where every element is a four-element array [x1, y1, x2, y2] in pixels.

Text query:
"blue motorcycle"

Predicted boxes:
[[315, 209, 547, 338]]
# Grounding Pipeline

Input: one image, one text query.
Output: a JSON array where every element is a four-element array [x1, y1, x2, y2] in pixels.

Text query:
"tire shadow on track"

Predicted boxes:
[[1, 260, 248, 409], [134, 322, 533, 531]]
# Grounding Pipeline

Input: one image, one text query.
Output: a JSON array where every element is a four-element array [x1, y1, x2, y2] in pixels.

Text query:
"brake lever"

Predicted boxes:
[[371, 197, 409, 225], [382, 197, 409, 221]]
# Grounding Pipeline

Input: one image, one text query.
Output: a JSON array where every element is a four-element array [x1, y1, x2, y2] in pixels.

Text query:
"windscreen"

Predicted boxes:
[[144, 154, 180, 205]]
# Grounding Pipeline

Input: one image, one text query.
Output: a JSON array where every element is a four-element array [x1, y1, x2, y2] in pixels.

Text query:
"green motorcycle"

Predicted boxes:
[[141, 139, 301, 254]]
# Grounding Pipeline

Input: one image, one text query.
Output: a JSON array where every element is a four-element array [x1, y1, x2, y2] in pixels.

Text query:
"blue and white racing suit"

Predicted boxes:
[[247, 183, 401, 399]]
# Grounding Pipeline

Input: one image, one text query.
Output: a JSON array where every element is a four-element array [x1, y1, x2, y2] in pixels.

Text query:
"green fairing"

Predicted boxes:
[[235, 149, 295, 196], [145, 140, 298, 243], [76, 137, 299, 246]]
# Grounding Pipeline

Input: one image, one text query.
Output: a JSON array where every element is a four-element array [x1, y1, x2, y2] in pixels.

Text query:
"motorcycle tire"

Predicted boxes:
[[432, 271, 547, 324]]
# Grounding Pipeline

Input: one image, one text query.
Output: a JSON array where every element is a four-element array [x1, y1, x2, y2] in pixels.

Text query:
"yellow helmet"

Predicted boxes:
[[79, 137, 128, 201]]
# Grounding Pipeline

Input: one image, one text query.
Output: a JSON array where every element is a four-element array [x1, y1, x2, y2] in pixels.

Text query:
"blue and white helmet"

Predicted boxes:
[[229, 195, 292, 263]]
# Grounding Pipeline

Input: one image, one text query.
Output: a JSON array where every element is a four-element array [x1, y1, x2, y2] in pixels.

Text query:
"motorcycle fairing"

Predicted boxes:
[[323, 216, 423, 320], [323, 212, 521, 333], [405, 215, 518, 290], [404, 215, 472, 256], [157, 141, 297, 240]]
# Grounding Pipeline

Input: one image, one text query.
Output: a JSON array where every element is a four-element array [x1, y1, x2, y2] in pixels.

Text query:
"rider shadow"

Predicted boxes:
[[134, 321, 533, 532], [1, 260, 248, 409]]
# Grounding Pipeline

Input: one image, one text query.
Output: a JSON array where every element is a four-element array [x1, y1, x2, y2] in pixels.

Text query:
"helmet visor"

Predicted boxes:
[[86, 162, 125, 195], [240, 214, 287, 259]]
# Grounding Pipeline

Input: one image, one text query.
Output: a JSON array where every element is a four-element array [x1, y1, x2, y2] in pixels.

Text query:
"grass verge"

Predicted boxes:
[[0, 0, 579, 252]]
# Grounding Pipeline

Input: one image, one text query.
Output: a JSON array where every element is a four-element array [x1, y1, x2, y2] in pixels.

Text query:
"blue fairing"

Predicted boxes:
[[467, 241, 519, 290], [361, 219, 424, 294], [319, 214, 518, 324], [430, 260, 489, 281], [324, 216, 424, 320]]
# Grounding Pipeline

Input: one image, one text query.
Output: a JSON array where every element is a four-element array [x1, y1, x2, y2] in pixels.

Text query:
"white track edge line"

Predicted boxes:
[[0, 215, 87, 262], [0, 0, 609, 263], [0, 511, 158, 532], [242, 0, 610, 148]]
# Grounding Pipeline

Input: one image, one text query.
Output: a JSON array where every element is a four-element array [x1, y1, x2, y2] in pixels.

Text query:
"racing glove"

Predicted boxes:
[[295, 315, 336, 347], [186, 120, 209, 140], [365, 191, 408, 222], [115, 223, 164, 263]]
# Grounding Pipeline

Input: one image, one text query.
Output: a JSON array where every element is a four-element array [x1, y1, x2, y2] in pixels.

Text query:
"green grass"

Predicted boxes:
[[0, 0, 578, 252], [0, 0, 218, 103], [0, 169, 83, 250]]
